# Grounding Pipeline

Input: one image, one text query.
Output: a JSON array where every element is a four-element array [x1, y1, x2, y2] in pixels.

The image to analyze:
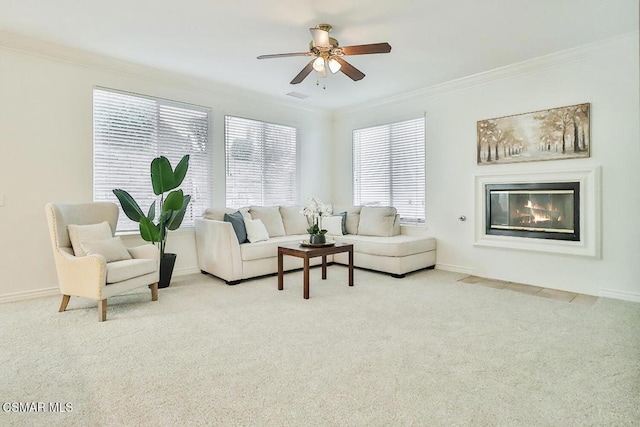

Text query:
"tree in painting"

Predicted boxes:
[[477, 103, 590, 165]]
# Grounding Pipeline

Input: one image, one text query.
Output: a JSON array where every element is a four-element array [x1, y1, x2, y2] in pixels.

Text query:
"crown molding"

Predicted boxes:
[[1, 30, 636, 117], [335, 31, 639, 116], [0, 31, 325, 115]]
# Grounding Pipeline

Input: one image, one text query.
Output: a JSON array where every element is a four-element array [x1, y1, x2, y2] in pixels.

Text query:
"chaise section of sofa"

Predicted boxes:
[[333, 231, 436, 277], [330, 205, 436, 277]]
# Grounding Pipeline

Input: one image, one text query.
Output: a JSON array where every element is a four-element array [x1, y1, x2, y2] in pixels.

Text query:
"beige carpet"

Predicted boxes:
[[1, 267, 639, 426]]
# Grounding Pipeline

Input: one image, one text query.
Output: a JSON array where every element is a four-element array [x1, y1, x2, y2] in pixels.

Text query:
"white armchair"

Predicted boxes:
[[45, 202, 159, 322]]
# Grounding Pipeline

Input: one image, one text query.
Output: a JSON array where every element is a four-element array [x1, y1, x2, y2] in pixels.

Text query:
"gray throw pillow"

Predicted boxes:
[[335, 211, 347, 235], [224, 211, 247, 244]]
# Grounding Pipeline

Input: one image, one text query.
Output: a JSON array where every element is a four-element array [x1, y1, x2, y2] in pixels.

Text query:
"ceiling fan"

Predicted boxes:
[[257, 24, 392, 85]]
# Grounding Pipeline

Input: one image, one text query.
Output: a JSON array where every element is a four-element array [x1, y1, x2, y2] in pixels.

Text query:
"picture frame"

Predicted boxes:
[[477, 103, 590, 165]]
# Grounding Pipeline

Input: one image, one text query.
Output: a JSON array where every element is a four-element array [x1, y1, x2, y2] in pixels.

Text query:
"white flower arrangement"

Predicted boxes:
[[300, 196, 332, 234]]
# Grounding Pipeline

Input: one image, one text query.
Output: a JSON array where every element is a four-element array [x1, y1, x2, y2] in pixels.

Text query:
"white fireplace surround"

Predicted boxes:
[[474, 166, 601, 258]]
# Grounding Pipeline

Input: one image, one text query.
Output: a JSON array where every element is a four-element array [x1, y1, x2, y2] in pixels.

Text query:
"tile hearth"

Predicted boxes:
[[459, 275, 598, 306]]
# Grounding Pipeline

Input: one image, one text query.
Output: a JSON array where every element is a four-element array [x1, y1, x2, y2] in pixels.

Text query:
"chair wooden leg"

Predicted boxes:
[[150, 283, 158, 301], [98, 299, 107, 322], [58, 295, 71, 312]]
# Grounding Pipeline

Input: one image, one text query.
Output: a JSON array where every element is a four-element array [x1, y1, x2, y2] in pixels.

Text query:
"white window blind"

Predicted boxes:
[[93, 88, 210, 232], [225, 115, 298, 207], [353, 117, 426, 223]]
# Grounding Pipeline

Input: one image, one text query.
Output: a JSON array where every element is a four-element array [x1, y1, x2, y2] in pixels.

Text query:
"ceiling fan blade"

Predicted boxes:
[[334, 57, 365, 81], [257, 52, 312, 60], [309, 28, 330, 48], [290, 60, 315, 84], [341, 42, 392, 56]]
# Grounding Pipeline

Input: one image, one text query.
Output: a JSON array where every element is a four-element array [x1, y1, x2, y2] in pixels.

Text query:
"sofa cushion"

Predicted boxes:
[[334, 234, 436, 257], [358, 206, 400, 237], [244, 218, 270, 243], [279, 206, 309, 235], [249, 206, 286, 237], [331, 205, 361, 235], [106, 258, 157, 284], [240, 235, 306, 261], [204, 207, 251, 221], [68, 221, 113, 257], [81, 236, 132, 263], [224, 211, 248, 244]]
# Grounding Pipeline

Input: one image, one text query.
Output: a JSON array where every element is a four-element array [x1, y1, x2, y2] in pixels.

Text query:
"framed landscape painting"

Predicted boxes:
[[477, 103, 590, 165]]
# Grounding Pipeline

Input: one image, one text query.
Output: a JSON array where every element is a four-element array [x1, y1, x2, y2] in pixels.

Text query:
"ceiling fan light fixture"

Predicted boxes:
[[257, 23, 392, 85], [312, 56, 325, 72], [328, 58, 341, 74]]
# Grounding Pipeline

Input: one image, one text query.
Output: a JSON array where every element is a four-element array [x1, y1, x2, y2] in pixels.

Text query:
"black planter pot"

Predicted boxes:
[[309, 234, 326, 245], [159, 253, 177, 288]]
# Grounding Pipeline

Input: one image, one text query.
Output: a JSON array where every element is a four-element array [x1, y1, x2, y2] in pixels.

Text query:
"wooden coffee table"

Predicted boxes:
[[277, 242, 354, 299]]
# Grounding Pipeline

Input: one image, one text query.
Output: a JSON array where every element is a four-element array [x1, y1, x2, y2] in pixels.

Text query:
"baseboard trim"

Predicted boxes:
[[0, 287, 59, 304], [173, 266, 201, 276], [599, 288, 640, 303], [435, 263, 474, 275], [0, 267, 200, 304]]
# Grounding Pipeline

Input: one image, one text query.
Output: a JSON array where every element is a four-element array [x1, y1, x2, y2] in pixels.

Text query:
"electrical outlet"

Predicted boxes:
[[0, 195, 4, 207]]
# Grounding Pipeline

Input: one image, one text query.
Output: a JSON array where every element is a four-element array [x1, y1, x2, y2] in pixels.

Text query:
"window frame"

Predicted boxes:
[[224, 114, 299, 208], [352, 116, 426, 224], [93, 86, 212, 233]]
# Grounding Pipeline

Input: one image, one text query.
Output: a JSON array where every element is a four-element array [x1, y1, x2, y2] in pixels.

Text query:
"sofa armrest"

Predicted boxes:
[[195, 218, 243, 282], [54, 248, 107, 300]]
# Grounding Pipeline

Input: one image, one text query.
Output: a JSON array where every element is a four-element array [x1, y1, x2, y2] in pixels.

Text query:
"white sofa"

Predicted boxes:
[[195, 205, 436, 285]]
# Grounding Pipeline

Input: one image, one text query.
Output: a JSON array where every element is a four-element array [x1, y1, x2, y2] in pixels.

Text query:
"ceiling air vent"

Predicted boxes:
[[286, 91, 308, 99]]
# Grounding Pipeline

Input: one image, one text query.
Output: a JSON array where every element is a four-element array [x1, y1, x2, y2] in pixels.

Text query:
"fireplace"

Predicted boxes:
[[485, 182, 580, 241], [475, 168, 599, 257]]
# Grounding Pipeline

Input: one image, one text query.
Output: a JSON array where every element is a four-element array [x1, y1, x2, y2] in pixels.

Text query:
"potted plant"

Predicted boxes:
[[301, 196, 331, 244], [306, 223, 328, 245], [113, 155, 191, 288]]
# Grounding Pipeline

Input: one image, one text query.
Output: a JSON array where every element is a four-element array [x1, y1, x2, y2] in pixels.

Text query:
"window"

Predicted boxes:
[[225, 115, 298, 207], [353, 117, 426, 223], [93, 88, 210, 232]]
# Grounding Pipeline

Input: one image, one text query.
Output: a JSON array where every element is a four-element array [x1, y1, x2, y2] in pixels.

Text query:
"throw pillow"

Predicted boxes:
[[357, 206, 400, 237], [224, 211, 248, 244], [323, 213, 347, 236], [335, 211, 347, 235], [332, 205, 361, 235], [67, 221, 113, 257], [80, 237, 132, 263], [244, 218, 269, 243], [249, 206, 286, 237], [279, 205, 309, 235]]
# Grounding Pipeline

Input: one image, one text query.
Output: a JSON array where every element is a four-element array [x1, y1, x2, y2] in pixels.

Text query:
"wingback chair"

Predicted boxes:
[[45, 202, 159, 321]]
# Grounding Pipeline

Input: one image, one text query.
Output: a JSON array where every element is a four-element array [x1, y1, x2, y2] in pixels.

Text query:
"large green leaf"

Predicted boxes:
[[173, 155, 189, 188], [167, 195, 191, 230], [139, 216, 160, 243], [151, 156, 176, 195], [113, 189, 144, 222], [147, 200, 156, 221], [163, 190, 184, 213]]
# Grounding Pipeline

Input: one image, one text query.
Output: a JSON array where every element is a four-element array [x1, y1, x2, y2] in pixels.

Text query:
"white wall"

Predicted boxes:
[[331, 33, 640, 300], [2, 32, 638, 303], [0, 35, 331, 301]]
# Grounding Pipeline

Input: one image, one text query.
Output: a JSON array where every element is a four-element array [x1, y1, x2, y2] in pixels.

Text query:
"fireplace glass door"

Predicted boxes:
[[486, 182, 580, 241]]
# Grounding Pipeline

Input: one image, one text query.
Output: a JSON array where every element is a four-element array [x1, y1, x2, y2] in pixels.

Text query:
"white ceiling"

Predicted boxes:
[[1, 0, 637, 110]]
